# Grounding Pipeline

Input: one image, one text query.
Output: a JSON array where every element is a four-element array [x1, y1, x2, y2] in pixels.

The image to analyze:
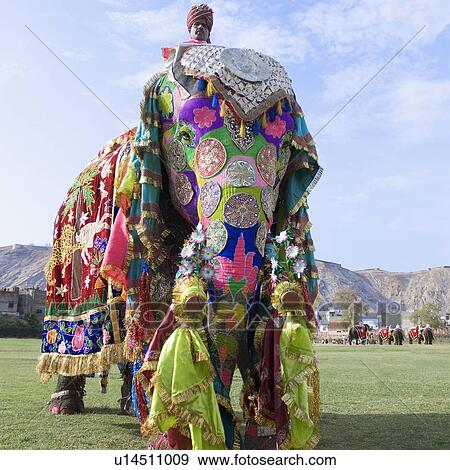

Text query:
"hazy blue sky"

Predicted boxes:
[[1, 0, 449, 272]]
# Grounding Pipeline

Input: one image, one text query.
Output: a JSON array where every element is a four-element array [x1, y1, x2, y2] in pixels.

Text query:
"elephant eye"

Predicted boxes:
[[175, 122, 195, 147]]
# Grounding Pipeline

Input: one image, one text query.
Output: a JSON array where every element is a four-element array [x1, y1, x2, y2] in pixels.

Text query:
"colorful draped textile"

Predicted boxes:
[[142, 326, 226, 450], [37, 130, 135, 380], [279, 312, 319, 449]]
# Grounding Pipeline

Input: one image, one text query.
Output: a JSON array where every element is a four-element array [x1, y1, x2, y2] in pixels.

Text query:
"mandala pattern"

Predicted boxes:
[[261, 186, 274, 219], [175, 173, 194, 206], [257, 144, 277, 186], [167, 139, 186, 172], [195, 138, 227, 178], [206, 220, 228, 254], [224, 113, 254, 151], [226, 160, 256, 187], [200, 181, 221, 217], [256, 221, 268, 256], [224, 193, 259, 229]]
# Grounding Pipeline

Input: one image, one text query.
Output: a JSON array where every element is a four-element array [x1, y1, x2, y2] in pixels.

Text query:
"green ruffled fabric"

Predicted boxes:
[[280, 313, 317, 449], [146, 327, 226, 450]]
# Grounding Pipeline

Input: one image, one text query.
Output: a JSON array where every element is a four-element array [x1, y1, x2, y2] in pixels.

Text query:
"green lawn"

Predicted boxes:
[[1, 338, 449, 449]]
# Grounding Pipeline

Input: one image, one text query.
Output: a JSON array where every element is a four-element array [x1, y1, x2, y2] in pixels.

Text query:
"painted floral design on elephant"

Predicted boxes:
[[193, 106, 217, 128], [213, 234, 258, 297]]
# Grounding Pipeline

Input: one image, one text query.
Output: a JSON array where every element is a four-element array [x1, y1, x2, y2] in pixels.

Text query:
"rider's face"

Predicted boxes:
[[190, 21, 209, 41]]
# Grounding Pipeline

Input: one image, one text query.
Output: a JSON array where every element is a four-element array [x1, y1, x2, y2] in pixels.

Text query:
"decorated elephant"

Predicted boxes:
[[348, 324, 369, 344], [408, 325, 433, 344], [378, 326, 393, 345], [391, 326, 404, 345], [38, 4, 322, 450]]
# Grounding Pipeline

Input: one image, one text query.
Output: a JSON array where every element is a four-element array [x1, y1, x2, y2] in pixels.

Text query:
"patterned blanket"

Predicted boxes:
[[37, 130, 135, 381]]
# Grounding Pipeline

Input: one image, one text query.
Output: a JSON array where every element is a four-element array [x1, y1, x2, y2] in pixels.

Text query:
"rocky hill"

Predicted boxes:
[[0, 245, 448, 312], [317, 260, 450, 312], [0, 245, 50, 290]]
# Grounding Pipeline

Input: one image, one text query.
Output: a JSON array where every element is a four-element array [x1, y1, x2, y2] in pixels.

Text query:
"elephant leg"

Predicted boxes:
[[118, 363, 133, 415], [237, 321, 276, 450], [50, 374, 86, 414], [205, 299, 248, 449], [99, 370, 109, 394]]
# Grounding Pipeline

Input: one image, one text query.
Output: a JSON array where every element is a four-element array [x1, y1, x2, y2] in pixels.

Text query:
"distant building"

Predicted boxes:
[[0, 287, 45, 320]]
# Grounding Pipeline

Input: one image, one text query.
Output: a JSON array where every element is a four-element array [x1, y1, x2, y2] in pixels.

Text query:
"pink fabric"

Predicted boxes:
[[101, 208, 128, 289]]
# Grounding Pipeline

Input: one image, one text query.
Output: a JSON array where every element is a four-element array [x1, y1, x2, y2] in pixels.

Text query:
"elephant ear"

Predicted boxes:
[[276, 100, 323, 305], [282, 100, 323, 218], [115, 71, 174, 361], [130, 71, 169, 266]]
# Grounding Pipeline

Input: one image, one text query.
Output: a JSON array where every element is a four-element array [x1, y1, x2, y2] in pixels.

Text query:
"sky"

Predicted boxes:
[[0, 0, 449, 272]]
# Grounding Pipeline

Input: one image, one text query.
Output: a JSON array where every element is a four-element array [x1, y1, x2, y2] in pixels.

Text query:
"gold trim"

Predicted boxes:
[[109, 303, 122, 344], [36, 342, 127, 383]]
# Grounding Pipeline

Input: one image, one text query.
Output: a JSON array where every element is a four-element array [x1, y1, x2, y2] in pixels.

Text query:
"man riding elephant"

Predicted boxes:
[[38, 3, 322, 450]]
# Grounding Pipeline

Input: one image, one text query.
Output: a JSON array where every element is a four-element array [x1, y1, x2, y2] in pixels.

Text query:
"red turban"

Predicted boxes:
[[186, 3, 214, 32]]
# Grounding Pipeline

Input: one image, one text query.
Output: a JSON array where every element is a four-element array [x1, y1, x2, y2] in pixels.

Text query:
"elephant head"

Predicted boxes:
[[125, 44, 322, 313]]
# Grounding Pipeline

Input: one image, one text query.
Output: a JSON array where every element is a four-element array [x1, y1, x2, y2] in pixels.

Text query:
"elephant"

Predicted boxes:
[[422, 327, 434, 344], [391, 328, 404, 345], [378, 327, 393, 345], [348, 324, 369, 344], [408, 326, 433, 344], [38, 42, 322, 450]]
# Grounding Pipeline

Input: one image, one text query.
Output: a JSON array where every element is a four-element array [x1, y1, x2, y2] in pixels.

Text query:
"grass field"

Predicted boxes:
[[1, 338, 450, 449]]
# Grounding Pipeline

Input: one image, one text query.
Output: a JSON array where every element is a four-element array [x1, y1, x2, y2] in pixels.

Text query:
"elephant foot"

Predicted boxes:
[[50, 374, 86, 415], [49, 393, 85, 415]]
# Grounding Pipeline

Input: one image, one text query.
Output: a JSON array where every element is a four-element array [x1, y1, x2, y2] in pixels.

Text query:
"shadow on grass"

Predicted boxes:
[[85, 406, 126, 416], [317, 413, 450, 449], [113, 422, 143, 433]]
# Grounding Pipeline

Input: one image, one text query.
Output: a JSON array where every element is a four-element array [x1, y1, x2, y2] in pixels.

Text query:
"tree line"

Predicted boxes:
[[0, 313, 41, 338]]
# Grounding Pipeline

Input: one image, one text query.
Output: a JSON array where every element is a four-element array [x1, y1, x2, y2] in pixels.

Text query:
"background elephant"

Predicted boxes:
[[378, 327, 392, 345], [408, 326, 433, 344], [348, 324, 369, 344], [422, 327, 434, 344], [39, 43, 322, 449], [392, 328, 404, 345]]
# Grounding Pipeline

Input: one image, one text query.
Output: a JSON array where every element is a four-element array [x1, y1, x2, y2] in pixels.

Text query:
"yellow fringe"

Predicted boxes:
[[279, 427, 320, 450], [206, 80, 215, 97], [170, 367, 214, 404], [277, 100, 283, 116], [136, 360, 159, 395], [239, 119, 245, 138], [36, 342, 127, 382], [220, 99, 227, 117], [261, 112, 267, 129]]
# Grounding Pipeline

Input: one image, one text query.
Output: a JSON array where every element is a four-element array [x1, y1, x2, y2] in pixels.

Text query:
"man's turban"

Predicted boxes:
[[186, 4, 214, 32]]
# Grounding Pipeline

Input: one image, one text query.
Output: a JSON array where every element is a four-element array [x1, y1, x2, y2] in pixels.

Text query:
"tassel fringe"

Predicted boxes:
[[36, 342, 127, 383]]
